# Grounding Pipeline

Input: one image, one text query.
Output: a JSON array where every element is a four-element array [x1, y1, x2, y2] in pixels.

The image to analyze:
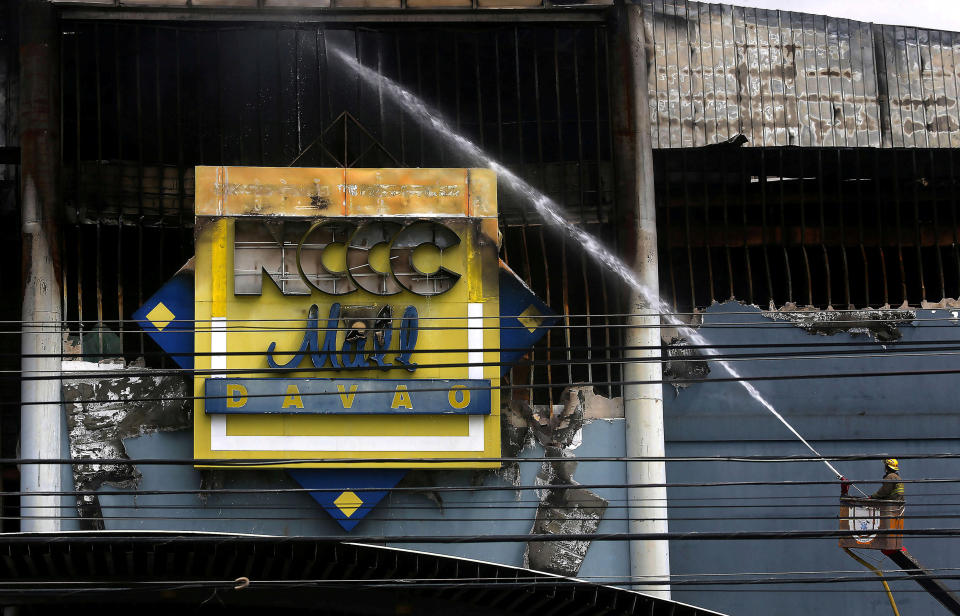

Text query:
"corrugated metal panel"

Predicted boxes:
[[643, 0, 960, 148]]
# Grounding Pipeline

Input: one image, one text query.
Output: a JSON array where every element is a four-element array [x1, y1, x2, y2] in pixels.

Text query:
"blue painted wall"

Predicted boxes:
[[84, 301, 960, 614], [665, 303, 960, 615], [97, 419, 629, 583]]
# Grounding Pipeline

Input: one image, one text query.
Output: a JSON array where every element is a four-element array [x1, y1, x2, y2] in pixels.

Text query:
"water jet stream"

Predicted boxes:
[[331, 47, 850, 487]]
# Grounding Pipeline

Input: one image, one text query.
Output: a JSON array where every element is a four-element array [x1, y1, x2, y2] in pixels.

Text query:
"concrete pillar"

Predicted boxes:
[[610, 0, 670, 598], [19, 0, 64, 532]]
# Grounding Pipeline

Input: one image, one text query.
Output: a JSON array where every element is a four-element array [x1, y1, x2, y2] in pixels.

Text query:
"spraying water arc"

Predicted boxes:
[[328, 47, 849, 484]]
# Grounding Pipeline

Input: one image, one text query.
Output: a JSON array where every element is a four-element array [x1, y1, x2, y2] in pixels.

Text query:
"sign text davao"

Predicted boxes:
[[193, 167, 501, 468]]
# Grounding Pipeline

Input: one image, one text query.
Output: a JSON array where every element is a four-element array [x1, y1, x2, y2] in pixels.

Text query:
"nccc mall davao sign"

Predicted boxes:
[[193, 167, 501, 468]]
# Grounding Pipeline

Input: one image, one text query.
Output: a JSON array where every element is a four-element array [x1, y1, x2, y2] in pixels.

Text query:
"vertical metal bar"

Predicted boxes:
[[94, 23, 113, 354], [519, 224, 534, 402], [494, 31, 504, 163], [928, 147, 946, 300], [154, 27, 165, 310], [94, 24, 103, 222], [537, 226, 553, 407], [892, 151, 908, 304], [415, 30, 425, 164], [721, 145, 734, 300], [95, 222, 103, 355], [395, 33, 406, 164], [740, 152, 756, 305], [854, 148, 869, 306], [572, 31, 592, 384], [135, 26, 145, 356], [701, 149, 715, 303], [758, 153, 773, 305], [318, 28, 332, 153], [73, 26, 81, 218], [595, 27, 614, 393], [530, 30, 551, 406], [376, 31, 385, 155], [551, 28, 572, 388], [257, 28, 266, 165], [808, 18, 831, 306], [560, 237, 573, 389], [175, 28, 185, 226], [662, 155, 678, 311], [216, 29, 224, 164], [797, 150, 813, 305], [816, 150, 833, 306], [835, 149, 851, 307], [74, 28, 84, 348], [195, 30, 204, 165], [874, 149, 891, 305], [435, 36, 445, 166], [117, 216, 124, 357], [454, 37, 462, 140], [277, 27, 286, 165], [77, 225, 84, 349], [681, 151, 696, 309], [778, 149, 793, 304], [475, 35, 485, 150], [115, 24, 123, 162], [295, 28, 304, 159], [605, 20, 624, 396], [910, 150, 927, 302], [947, 148, 960, 298]]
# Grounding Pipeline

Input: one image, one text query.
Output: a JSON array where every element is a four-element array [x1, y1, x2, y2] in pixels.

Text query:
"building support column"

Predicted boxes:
[[19, 0, 64, 532], [610, 0, 670, 598]]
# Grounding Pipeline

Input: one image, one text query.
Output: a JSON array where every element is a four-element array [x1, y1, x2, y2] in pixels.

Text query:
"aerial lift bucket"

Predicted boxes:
[[838, 497, 903, 551], [839, 496, 960, 615]]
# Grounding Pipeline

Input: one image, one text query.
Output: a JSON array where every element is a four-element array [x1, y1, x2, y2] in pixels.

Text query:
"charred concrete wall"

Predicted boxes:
[[643, 0, 960, 148]]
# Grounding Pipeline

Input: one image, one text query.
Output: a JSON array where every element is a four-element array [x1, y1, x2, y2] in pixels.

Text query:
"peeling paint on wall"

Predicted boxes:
[[61, 363, 192, 529], [765, 308, 916, 341], [663, 337, 711, 391], [516, 387, 610, 577]]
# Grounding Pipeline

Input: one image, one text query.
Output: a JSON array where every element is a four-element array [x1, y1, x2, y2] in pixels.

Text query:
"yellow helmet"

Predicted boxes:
[[884, 458, 899, 471]]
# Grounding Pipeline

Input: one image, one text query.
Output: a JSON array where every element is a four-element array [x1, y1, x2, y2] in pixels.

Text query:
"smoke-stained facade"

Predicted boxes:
[[1, 1, 960, 615]]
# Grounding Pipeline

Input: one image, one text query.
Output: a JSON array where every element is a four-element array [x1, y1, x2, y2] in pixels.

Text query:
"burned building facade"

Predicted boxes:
[[0, 0, 959, 615]]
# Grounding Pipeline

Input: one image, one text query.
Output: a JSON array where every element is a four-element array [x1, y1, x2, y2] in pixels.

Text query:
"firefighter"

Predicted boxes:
[[870, 458, 905, 502]]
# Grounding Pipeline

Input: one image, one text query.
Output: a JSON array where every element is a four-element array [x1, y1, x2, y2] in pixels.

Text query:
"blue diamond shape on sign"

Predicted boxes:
[[288, 469, 407, 531], [498, 260, 558, 375], [132, 260, 195, 369]]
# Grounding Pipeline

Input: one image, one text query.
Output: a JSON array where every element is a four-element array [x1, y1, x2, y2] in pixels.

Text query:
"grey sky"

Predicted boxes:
[[717, 0, 960, 33]]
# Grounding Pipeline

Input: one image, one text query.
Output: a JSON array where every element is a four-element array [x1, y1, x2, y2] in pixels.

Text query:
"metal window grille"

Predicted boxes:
[[59, 22, 622, 404]]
